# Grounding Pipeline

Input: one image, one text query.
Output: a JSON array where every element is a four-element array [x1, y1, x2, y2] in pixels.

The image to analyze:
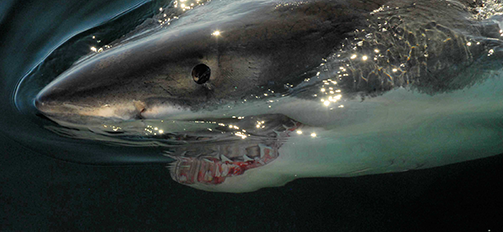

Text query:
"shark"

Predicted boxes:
[[35, 0, 503, 192]]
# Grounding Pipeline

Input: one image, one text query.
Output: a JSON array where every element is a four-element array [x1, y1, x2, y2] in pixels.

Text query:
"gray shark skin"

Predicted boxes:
[[36, 0, 390, 122], [35, 0, 503, 192]]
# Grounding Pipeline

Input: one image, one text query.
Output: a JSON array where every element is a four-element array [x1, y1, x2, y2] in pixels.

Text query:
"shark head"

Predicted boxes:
[[35, 0, 384, 125], [35, 0, 380, 192]]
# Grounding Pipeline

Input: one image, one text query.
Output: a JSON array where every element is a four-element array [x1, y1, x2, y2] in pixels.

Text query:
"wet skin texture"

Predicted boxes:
[[34, 0, 503, 192], [35, 0, 496, 123]]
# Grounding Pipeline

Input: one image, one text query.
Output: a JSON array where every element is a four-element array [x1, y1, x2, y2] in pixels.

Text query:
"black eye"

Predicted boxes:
[[192, 64, 211, 84]]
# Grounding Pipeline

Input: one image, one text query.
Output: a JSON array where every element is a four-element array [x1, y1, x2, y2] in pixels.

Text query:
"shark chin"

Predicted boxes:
[[34, 0, 503, 192]]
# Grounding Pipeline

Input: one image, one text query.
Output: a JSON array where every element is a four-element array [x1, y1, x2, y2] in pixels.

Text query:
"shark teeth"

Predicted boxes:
[[221, 163, 229, 176], [243, 154, 254, 161], [167, 119, 301, 186], [203, 158, 214, 163], [220, 154, 232, 162], [272, 130, 282, 137], [258, 144, 273, 158], [167, 143, 281, 186]]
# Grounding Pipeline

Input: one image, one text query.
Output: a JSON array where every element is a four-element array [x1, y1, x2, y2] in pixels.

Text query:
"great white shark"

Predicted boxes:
[[35, 0, 503, 192]]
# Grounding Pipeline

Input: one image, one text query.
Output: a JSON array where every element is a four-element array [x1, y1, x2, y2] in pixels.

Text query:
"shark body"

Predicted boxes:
[[35, 0, 503, 192]]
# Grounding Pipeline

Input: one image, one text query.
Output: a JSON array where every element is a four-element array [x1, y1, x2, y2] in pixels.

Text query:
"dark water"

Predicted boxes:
[[1, 0, 503, 231]]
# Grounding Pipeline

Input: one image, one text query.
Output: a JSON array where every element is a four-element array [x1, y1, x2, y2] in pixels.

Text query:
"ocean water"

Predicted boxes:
[[1, 0, 503, 231]]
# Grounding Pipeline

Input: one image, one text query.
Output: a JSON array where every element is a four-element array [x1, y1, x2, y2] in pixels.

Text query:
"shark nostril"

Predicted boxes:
[[133, 100, 147, 119], [192, 63, 211, 84]]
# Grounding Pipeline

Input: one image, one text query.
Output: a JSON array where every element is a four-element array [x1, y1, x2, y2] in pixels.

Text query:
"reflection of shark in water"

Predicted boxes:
[[35, 0, 503, 192]]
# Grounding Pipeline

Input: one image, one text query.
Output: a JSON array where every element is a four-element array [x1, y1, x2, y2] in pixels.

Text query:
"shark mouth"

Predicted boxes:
[[167, 115, 301, 185]]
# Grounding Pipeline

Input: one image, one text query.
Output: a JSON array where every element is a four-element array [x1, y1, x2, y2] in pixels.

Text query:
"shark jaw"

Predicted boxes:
[[168, 122, 300, 186], [161, 114, 302, 190]]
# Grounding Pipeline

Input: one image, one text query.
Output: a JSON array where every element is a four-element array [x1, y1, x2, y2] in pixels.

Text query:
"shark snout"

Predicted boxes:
[[35, 87, 145, 124], [35, 87, 76, 117]]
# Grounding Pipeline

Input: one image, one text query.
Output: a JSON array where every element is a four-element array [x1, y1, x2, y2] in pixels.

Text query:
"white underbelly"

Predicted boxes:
[[273, 74, 503, 177]]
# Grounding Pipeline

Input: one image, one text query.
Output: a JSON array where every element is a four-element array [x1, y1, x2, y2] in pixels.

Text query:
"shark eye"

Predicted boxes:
[[192, 64, 211, 84]]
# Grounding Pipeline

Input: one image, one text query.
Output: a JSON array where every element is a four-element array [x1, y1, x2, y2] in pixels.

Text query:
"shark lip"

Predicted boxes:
[[167, 120, 301, 185]]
